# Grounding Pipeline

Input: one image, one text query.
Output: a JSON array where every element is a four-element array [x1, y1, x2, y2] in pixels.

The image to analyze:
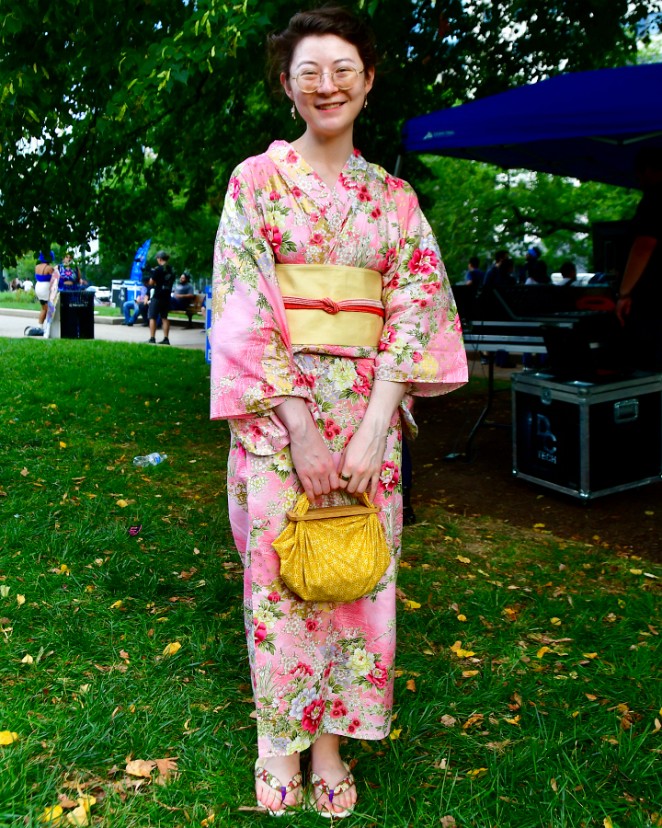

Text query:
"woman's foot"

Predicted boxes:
[[309, 734, 357, 818], [254, 754, 303, 816]]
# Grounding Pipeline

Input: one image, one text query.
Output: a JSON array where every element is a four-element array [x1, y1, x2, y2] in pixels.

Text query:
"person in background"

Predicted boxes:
[[170, 271, 197, 327], [483, 250, 508, 287], [557, 261, 578, 286], [210, 6, 467, 818], [56, 252, 84, 290], [22, 278, 34, 292], [34, 252, 56, 328], [519, 246, 549, 284], [616, 147, 662, 372], [464, 255, 484, 288], [122, 285, 149, 326], [10, 277, 23, 291], [144, 250, 175, 345]]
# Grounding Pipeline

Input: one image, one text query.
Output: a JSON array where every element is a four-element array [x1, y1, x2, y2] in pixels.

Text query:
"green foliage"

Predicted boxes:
[[416, 155, 641, 278], [1, 0, 660, 273]]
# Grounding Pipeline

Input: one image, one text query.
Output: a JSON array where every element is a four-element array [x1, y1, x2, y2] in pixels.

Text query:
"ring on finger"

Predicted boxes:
[[340, 473, 351, 482]]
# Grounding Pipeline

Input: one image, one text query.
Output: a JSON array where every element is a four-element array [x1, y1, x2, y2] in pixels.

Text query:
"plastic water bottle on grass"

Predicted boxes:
[[132, 452, 167, 467]]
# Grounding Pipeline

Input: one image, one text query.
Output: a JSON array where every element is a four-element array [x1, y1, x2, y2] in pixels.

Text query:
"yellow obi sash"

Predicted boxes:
[[275, 264, 384, 347]]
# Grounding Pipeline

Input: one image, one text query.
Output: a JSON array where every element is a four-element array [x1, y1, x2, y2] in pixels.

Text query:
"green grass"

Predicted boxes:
[[0, 339, 660, 827]]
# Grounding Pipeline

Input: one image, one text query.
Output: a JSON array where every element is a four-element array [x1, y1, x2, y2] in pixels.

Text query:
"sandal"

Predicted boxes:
[[308, 761, 356, 819], [254, 759, 303, 817]]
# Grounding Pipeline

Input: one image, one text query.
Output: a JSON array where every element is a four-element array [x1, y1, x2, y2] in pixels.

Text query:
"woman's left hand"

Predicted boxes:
[[338, 379, 409, 501]]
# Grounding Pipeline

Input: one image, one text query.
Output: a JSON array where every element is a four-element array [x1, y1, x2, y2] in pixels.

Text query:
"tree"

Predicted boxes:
[[1, 0, 660, 275]]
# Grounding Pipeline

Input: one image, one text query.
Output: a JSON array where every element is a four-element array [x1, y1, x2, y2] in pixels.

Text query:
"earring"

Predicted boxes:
[[291, 104, 296, 120], [363, 97, 368, 110]]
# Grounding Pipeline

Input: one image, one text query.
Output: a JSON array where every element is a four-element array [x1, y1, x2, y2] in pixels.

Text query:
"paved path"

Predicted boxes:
[[0, 307, 207, 351]]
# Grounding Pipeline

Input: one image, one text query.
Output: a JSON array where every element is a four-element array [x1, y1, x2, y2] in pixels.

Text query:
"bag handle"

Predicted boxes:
[[286, 491, 380, 522]]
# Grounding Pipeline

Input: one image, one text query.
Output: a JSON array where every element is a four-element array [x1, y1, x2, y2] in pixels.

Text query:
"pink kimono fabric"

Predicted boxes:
[[210, 141, 467, 757]]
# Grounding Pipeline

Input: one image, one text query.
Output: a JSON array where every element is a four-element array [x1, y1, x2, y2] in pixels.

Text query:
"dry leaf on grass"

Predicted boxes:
[[125, 759, 156, 778]]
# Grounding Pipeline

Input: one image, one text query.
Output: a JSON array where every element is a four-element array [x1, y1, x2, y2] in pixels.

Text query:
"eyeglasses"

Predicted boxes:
[[291, 67, 364, 93]]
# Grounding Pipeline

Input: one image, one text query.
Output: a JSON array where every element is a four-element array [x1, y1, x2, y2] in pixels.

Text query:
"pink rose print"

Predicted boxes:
[[229, 177, 241, 200], [353, 148, 361, 157], [454, 315, 463, 333], [290, 661, 314, 676], [254, 620, 267, 645], [408, 248, 439, 276], [351, 362, 372, 396], [302, 699, 326, 734], [366, 661, 388, 689], [330, 699, 348, 718], [380, 461, 400, 492], [286, 150, 299, 164], [291, 186, 302, 198], [310, 232, 324, 246], [357, 185, 371, 202], [347, 717, 361, 734], [422, 281, 441, 295], [323, 661, 334, 678], [371, 206, 382, 219], [323, 418, 341, 440], [267, 591, 281, 603], [305, 618, 320, 632], [310, 213, 319, 224], [385, 175, 404, 190], [261, 224, 283, 254], [412, 351, 423, 363], [269, 190, 281, 201], [382, 248, 398, 270], [386, 275, 400, 290]]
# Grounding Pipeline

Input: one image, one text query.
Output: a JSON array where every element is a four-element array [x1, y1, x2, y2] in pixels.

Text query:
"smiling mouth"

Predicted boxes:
[[316, 102, 345, 110]]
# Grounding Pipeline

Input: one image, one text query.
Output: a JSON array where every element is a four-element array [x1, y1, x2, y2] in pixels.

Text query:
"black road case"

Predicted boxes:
[[59, 290, 95, 339], [512, 371, 662, 499]]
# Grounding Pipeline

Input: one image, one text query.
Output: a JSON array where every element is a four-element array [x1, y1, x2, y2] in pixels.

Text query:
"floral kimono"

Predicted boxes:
[[210, 140, 467, 757]]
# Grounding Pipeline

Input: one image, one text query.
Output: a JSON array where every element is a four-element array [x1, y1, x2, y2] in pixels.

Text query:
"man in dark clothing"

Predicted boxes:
[[616, 148, 662, 371], [464, 256, 484, 288], [145, 250, 175, 345]]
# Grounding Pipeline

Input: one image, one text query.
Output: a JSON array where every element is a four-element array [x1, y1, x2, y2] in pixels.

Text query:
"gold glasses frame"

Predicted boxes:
[[291, 67, 365, 93]]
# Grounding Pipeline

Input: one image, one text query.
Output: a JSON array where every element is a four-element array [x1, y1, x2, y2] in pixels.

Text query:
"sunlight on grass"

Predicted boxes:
[[0, 339, 660, 827]]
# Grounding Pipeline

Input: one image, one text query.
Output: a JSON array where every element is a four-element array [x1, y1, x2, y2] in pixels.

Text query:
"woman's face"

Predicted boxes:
[[281, 34, 374, 140]]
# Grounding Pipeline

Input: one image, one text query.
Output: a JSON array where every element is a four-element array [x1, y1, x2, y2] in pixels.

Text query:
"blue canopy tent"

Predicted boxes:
[[402, 63, 662, 189]]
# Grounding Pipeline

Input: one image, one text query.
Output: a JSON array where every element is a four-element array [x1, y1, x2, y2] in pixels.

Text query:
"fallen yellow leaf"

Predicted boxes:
[[38, 805, 64, 825], [201, 814, 216, 827], [21, 654, 34, 665], [582, 652, 598, 659], [406, 679, 417, 692], [66, 806, 89, 827], [537, 646, 553, 659], [503, 715, 521, 726], [466, 767, 487, 778], [462, 670, 479, 678], [110, 600, 123, 610], [59, 441, 67, 449], [162, 641, 182, 657], [0, 731, 19, 746], [629, 569, 643, 575], [457, 614, 467, 622], [402, 600, 421, 610], [550, 617, 561, 626], [389, 727, 402, 740], [116, 499, 129, 508], [456, 555, 471, 564], [16, 594, 26, 606], [603, 818, 614, 828]]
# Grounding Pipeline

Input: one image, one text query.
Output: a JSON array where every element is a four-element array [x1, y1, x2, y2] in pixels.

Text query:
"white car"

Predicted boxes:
[[86, 285, 112, 304]]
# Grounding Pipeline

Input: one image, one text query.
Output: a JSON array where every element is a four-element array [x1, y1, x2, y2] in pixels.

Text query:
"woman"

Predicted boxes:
[[210, 7, 467, 817], [34, 252, 56, 328]]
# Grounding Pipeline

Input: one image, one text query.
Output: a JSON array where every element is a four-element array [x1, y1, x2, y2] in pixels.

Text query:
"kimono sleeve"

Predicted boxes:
[[209, 162, 310, 453], [375, 186, 468, 397]]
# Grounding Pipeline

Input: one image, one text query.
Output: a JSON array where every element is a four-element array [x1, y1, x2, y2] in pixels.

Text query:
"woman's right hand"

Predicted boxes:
[[274, 398, 343, 500]]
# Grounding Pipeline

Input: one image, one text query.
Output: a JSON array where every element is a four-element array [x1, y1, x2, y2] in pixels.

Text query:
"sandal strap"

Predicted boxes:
[[310, 770, 355, 805], [255, 766, 303, 803]]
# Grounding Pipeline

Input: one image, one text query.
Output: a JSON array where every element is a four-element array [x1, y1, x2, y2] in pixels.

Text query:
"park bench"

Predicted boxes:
[[169, 292, 206, 326]]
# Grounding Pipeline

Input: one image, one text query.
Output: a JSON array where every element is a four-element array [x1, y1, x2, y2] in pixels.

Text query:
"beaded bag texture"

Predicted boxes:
[[272, 492, 389, 603]]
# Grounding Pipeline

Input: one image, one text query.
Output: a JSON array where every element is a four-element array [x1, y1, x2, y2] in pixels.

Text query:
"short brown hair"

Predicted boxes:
[[268, 6, 378, 80]]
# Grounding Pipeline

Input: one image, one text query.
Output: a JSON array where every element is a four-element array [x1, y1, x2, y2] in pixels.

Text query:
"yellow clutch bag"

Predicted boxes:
[[272, 492, 390, 603]]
